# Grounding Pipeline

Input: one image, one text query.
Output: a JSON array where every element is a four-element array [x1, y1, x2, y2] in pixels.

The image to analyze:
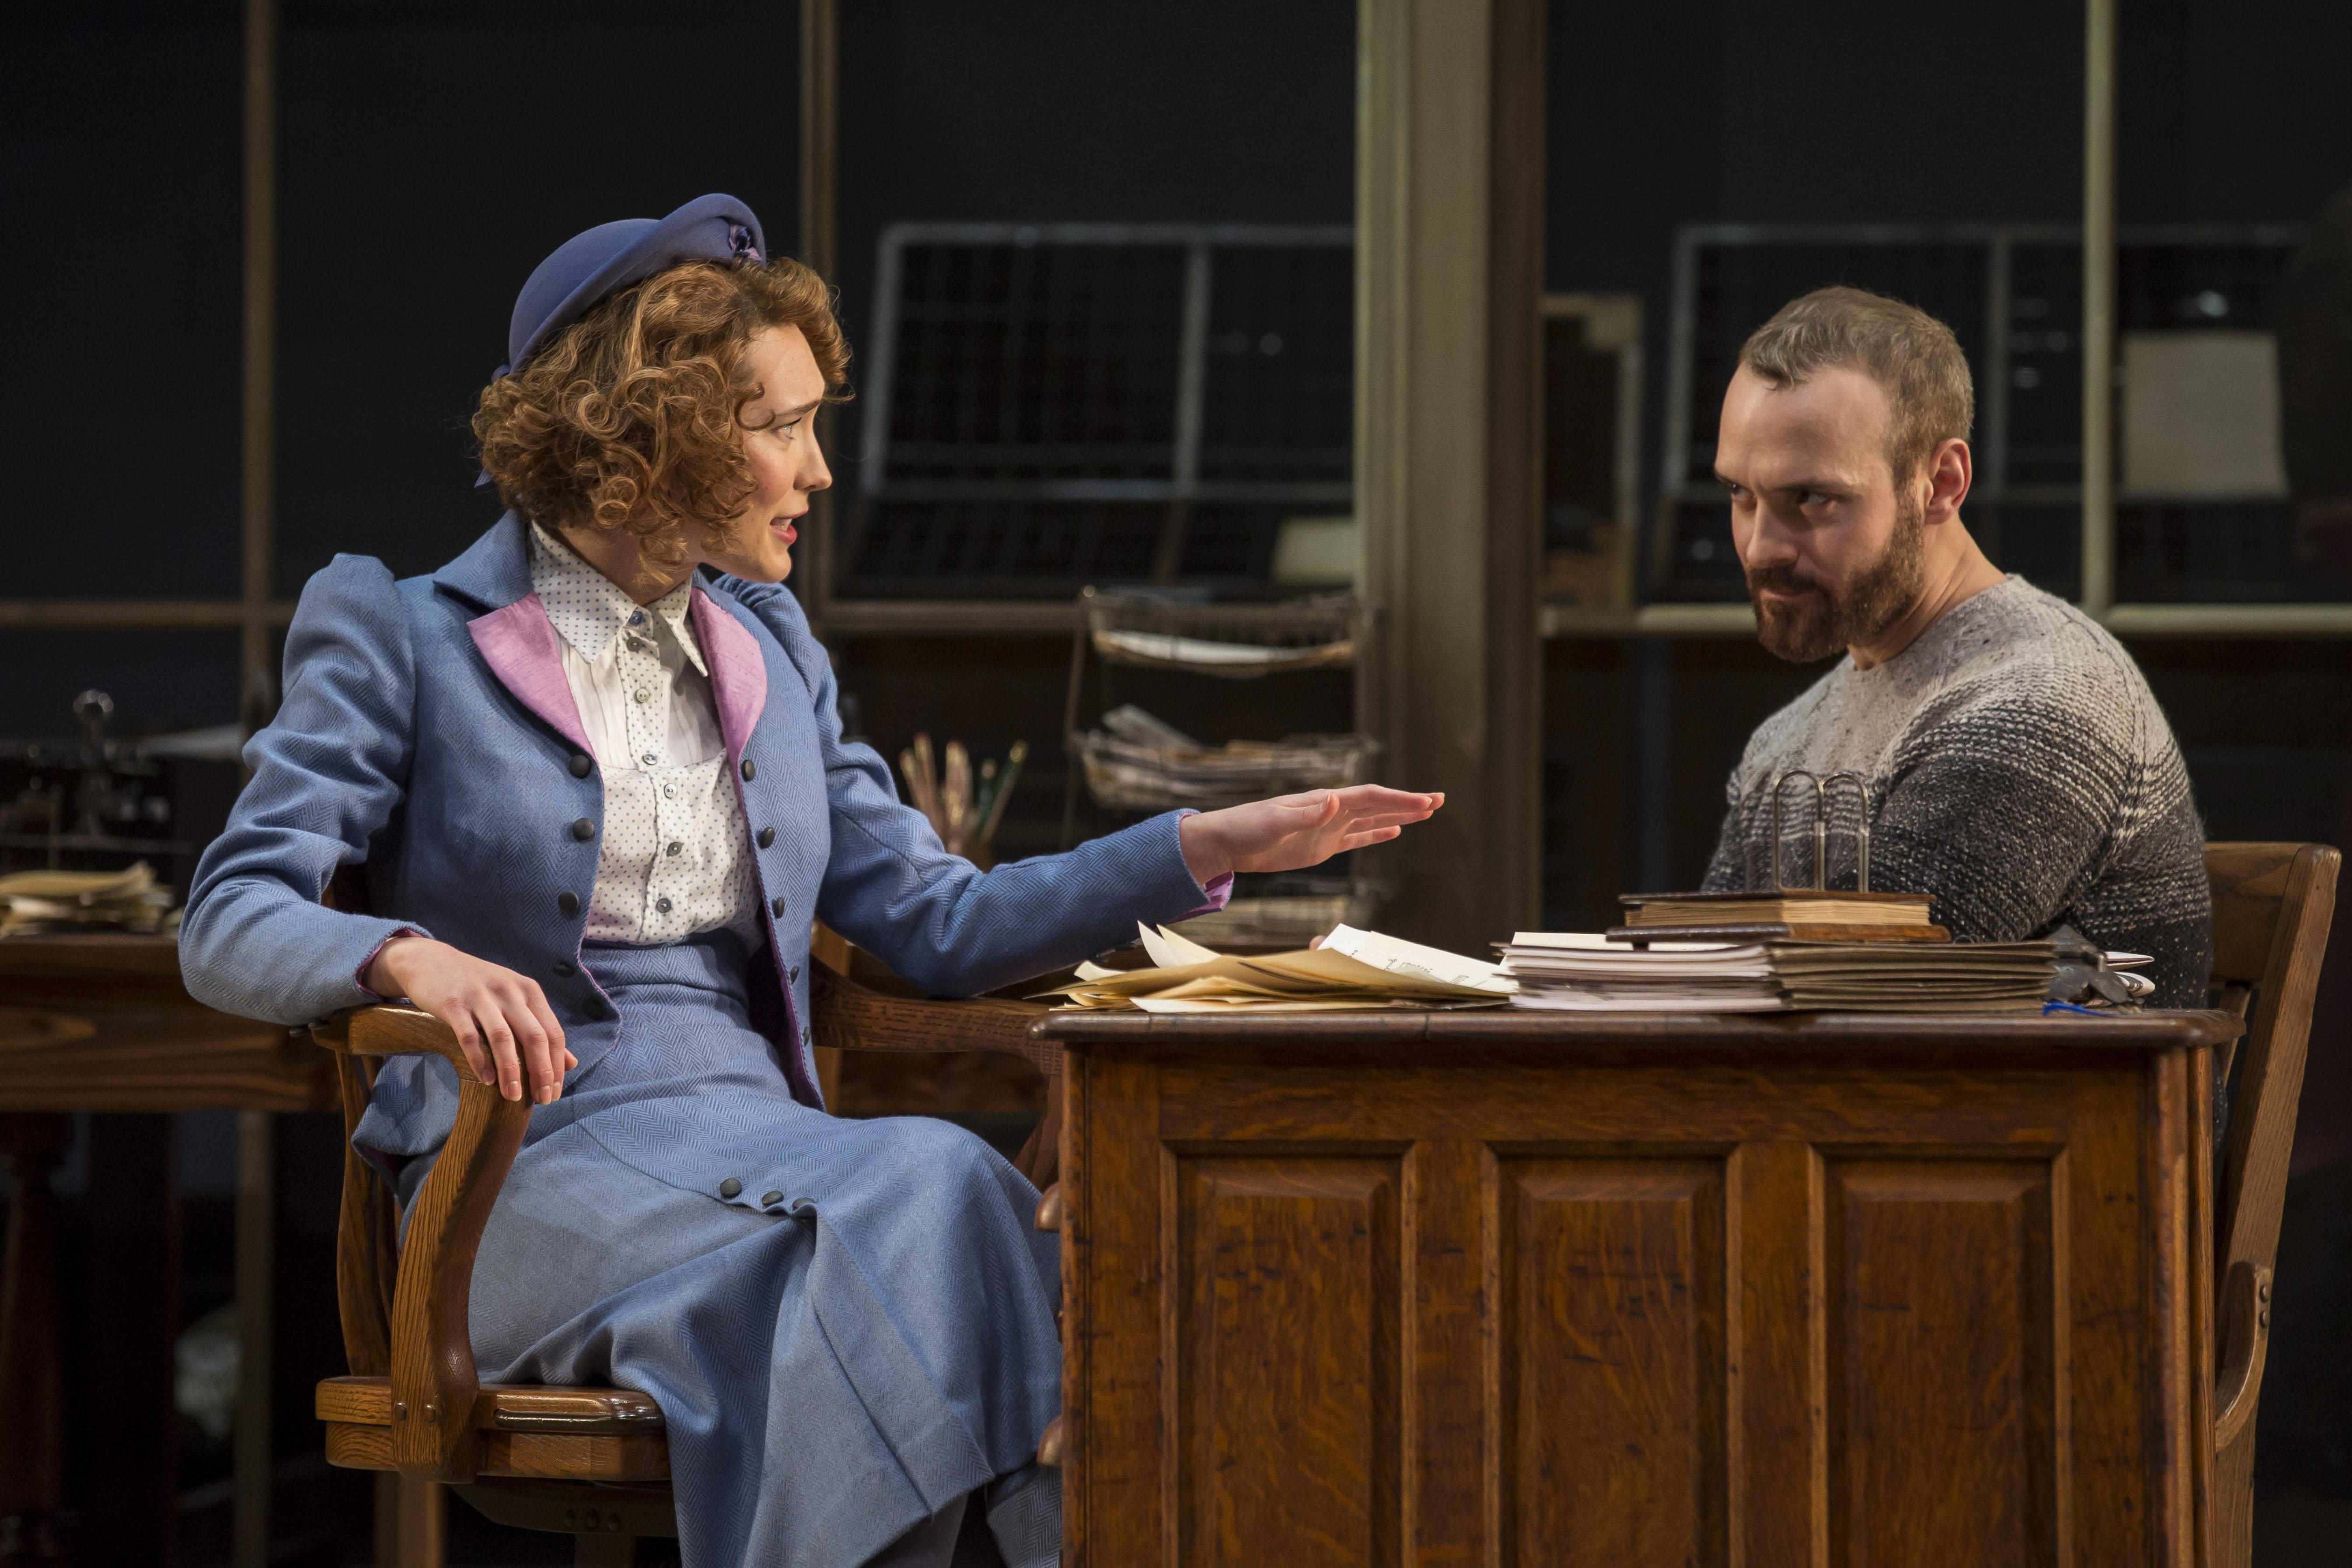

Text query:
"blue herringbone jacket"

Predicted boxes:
[[180, 511, 1218, 1105]]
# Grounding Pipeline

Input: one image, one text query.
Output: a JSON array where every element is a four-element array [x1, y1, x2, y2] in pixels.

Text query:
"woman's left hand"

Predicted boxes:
[[1178, 785, 1443, 883]]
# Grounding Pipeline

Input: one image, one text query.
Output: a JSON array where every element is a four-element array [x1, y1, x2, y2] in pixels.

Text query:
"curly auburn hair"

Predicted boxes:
[[473, 257, 850, 568]]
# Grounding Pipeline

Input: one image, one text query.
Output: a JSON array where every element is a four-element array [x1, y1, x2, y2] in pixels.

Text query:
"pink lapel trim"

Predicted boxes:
[[690, 587, 768, 763], [467, 594, 594, 757]]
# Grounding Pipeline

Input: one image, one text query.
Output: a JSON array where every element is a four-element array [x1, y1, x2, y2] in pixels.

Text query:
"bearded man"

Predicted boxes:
[[1699, 286, 2212, 1006]]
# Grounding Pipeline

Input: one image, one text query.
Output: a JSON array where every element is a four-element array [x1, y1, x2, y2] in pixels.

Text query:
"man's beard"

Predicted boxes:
[[1745, 497, 1925, 664]]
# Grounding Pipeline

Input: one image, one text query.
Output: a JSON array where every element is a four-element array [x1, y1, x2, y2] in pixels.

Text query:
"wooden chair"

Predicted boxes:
[[2205, 841, 2339, 1568], [309, 943, 1061, 1567]]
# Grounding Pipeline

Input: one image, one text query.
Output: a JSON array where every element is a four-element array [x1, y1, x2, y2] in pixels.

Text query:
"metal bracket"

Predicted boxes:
[[1768, 770, 1873, 891]]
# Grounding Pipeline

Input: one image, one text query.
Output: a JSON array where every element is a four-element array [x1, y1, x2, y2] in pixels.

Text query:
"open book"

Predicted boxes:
[[1040, 924, 1516, 1013]]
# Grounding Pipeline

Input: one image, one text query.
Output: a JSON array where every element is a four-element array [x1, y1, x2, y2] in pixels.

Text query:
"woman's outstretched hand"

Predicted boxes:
[[363, 936, 576, 1104], [1178, 784, 1443, 884]]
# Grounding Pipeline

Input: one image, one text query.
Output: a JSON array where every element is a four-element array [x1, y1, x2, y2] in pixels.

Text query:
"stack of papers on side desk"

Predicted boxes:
[[1499, 932, 2059, 1014], [1041, 923, 1517, 1013], [0, 861, 178, 937]]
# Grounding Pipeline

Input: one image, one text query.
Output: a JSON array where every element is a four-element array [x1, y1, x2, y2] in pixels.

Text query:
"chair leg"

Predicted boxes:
[[1012, 1087, 1062, 1190], [574, 1534, 637, 1566], [389, 1475, 446, 1568], [374, 1473, 398, 1566]]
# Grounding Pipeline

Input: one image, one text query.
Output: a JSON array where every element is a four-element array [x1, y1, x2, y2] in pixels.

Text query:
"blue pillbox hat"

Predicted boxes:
[[478, 193, 765, 488], [499, 192, 766, 378]]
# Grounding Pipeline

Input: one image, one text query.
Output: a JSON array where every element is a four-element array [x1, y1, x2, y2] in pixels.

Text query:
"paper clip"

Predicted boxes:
[[1768, 770, 1873, 891]]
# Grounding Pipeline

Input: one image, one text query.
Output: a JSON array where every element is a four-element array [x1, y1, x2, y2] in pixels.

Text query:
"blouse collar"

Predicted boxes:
[[527, 520, 708, 675]]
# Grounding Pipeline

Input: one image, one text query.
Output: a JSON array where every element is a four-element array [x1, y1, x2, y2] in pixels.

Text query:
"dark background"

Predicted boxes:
[[5, 0, 2351, 1561], [10, 0, 2351, 740]]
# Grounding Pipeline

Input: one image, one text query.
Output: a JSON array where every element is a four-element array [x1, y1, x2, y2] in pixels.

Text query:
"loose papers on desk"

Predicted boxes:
[[1499, 931, 2060, 1014], [1041, 923, 1515, 1013]]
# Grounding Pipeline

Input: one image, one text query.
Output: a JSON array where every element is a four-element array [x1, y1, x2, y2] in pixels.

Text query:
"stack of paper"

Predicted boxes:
[[1093, 628, 1355, 674], [0, 862, 177, 937], [1769, 941, 2060, 1012], [1501, 932, 2057, 1014], [1500, 933, 1786, 1012], [1073, 705, 1370, 812], [1043, 923, 1516, 1014]]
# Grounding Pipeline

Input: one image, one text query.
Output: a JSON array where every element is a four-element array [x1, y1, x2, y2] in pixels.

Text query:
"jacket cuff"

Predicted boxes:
[[354, 926, 430, 1001], [1173, 873, 1234, 921], [1166, 808, 1233, 917]]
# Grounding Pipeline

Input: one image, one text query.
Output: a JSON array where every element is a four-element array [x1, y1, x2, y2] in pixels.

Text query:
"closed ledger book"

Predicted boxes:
[[1500, 931, 2057, 1014], [1613, 889, 1948, 945]]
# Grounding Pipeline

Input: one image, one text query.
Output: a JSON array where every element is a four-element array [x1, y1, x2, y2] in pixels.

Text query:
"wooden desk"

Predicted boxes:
[[0, 935, 332, 1113], [0, 935, 335, 1567], [1046, 1007, 2241, 1567]]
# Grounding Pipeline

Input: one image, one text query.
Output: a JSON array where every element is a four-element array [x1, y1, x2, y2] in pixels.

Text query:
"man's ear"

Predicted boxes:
[[1922, 437, 1973, 525]]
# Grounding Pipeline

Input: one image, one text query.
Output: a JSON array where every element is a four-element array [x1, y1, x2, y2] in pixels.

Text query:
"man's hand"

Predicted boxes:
[[1178, 785, 1443, 884], [363, 936, 576, 1104]]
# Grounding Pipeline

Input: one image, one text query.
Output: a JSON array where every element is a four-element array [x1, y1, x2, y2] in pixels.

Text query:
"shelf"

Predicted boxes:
[[823, 595, 1369, 644], [1542, 602, 1756, 638], [828, 597, 2352, 642], [0, 600, 298, 630], [821, 600, 1085, 637], [2101, 603, 2352, 637]]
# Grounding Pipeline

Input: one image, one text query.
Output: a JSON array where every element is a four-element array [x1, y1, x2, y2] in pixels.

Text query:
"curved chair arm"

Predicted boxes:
[[312, 1004, 530, 1483], [809, 962, 1051, 1070], [2214, 1259, 2274, 1450]]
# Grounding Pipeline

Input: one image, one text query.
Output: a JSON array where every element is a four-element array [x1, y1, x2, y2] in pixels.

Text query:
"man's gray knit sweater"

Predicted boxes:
[[1701, 576, 2212, 1007]]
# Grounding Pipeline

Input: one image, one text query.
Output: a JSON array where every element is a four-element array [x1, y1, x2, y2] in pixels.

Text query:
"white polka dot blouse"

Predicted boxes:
[[528, 521, 760, 947]]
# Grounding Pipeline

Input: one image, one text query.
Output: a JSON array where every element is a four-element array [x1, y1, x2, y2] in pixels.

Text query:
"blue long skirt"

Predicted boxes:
[[418, 935, 1062, 1567]]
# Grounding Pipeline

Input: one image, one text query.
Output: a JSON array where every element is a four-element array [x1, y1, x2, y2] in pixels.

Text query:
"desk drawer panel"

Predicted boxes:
[[1496, 1155, 1729, 1568], [1823, 1156, 2063, 1568], [1173, 1155, 1402, 1567]]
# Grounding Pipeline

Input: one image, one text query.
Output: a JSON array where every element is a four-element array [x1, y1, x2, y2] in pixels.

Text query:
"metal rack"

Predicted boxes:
[[1057, 588, 1380, 943], [840, 223, 1354, 604]]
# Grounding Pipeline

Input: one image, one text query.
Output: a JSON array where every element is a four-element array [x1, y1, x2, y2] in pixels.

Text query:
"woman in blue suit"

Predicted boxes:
[[179, 195, 1437, 1568]]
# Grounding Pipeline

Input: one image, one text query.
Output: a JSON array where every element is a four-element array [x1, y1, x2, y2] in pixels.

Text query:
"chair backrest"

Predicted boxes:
[[2203, 840, 2338, 1495], [2205, 842, 2338, 1278]]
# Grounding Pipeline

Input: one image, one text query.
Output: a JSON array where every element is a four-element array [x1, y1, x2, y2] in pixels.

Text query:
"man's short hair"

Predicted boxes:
[[1739, 286, 1975, 486]]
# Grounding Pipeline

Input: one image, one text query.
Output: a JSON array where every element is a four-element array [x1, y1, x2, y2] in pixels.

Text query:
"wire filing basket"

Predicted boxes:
[[1060, 587, 1376, 840], [1167, 874, 1386, 950], [1078, 588, 1364, 679], [1073, 729, 1374, 813]]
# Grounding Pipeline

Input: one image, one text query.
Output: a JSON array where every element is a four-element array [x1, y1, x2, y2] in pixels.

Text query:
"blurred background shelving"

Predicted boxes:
[[837, 224, 1353, 604]]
